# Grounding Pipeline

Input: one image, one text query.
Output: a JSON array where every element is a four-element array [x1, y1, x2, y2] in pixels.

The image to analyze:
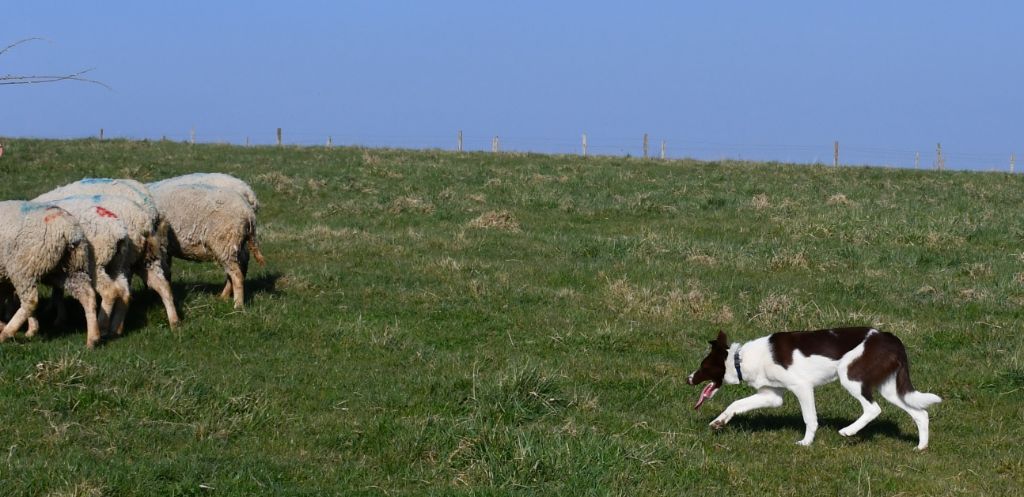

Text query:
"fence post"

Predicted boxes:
[[661, 140, 666, 160], [582, 133, 588, 158], [1011, 153, 1016, 173], [936, 143, 943, 170], [833, 140, 839, 167], [190, 128, 195, 145], [457, 130, 463, 152], [492, 136, 499, 153], [915, 151, 920, 169], [643, 133, 649, 159], [276, 128, 282, 147], [99, 128, 104, 141], [327, 136, 333, 148]]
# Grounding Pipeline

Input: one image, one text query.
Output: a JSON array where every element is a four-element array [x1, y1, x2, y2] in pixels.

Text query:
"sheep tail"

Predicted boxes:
[[248, 219, 266, 266]]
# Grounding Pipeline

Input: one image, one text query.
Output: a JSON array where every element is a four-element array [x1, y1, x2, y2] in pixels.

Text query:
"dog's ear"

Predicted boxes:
[[715, 330, 728, 347]]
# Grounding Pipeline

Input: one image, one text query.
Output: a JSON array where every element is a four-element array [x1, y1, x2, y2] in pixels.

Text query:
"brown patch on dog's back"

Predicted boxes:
[[847, 331, 912, 400], [769, 327, 874, 368]]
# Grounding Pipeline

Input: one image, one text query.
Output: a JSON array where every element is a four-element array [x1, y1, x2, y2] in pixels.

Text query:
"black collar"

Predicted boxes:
[[734, 345, 744, 383]]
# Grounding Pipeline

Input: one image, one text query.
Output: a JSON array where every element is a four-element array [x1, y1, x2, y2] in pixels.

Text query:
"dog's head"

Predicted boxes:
[[687, 330, 729, 410]]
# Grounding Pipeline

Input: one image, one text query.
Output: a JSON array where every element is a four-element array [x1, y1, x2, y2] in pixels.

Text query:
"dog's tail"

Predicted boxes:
[[895, 359, 942, 409]]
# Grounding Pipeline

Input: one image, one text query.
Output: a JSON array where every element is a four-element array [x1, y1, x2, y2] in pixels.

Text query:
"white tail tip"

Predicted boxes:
[[905, 391, 942, 409]]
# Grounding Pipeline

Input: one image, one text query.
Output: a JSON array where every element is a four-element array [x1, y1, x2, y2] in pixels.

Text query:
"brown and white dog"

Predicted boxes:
[[687, 327, 941, 449]]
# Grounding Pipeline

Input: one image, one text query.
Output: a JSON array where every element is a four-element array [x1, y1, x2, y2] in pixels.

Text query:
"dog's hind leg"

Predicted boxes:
[[879, 377, 931, 450], [838, 367, 882, 438], [710, 387, 784, 430]]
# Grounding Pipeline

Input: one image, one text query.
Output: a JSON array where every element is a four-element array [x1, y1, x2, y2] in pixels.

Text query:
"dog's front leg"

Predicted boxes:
[[710, 387, 784, 430], [791, 385, 818, 446]]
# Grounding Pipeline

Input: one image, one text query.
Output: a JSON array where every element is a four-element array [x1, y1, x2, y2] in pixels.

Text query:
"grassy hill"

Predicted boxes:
[[0, 138, 1022, 496]]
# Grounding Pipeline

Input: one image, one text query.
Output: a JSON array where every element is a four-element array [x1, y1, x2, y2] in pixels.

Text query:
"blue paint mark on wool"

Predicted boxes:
[[80, 178, 114, 185]]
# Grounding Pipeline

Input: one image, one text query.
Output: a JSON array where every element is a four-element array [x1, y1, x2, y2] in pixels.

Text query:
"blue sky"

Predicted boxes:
[[2, 1, 1022, 170]]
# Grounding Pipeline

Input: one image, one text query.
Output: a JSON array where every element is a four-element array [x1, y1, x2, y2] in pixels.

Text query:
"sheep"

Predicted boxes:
[[147, 183, 265, 309], [149, 173, 259, 212], [0, 201, 101, 348], [41, 195, 142, 336], [35, 179, 180, 328]]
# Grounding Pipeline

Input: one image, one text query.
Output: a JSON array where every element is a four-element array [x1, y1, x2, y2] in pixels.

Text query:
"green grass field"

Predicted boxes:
[[0, 138, 1022, 496]]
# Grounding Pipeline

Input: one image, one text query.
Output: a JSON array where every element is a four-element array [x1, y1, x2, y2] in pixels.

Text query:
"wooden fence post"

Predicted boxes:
[[1011, 153, 1016, 173], [99, 128, 104, 141], [457, 130, 463, 152], [834, 140, 839, 167], [276, 128, 282, 147], [915, 152, 920, 169], [190, 128, 195, 145], [492, 136, 499, 153], [582, 133, 588, 158], [661, 140, 666, 160], [936, 143, 943, 170], [643, 133, 649, 159], [327, 136, 333, 148]]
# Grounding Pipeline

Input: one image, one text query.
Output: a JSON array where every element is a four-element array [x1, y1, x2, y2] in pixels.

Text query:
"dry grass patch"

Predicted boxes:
[[468, 211, 520, 231], [388, 196, 435, 214], [769, 250, 810, 270], [30, 353, 94, 388], [255, 171, 299, 193], [827, 193, 852, 206], [751, 193, 770, 210], [604, 279, 730, 322]]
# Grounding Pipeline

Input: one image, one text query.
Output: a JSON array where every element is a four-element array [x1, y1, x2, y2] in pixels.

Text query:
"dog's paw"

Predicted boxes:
[[795, 439, 813, 446], [838, 427, 857, 437], [709, 419, 727, 431]]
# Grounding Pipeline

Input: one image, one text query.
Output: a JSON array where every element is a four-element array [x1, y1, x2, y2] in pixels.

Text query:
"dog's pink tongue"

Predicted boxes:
[[694, 383, 718, 410]]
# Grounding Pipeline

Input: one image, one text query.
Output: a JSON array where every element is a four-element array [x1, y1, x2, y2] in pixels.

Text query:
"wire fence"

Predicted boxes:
[[28, 128, 1024, 173]]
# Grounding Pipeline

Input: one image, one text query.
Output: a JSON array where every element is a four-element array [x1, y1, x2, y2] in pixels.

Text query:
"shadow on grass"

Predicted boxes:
[[729, 413, 919, 445], [21, 272, 282, 346]]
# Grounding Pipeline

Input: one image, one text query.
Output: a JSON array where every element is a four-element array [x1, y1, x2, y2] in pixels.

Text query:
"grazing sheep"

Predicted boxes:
[[148, 183, 265, 309], [42, 195, 140, 336], [0, 201, 101, 348], [150, 173, 259, 212], [35, 179, 180, 328]]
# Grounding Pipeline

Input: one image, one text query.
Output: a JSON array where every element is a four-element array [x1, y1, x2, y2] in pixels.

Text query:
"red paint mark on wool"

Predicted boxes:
[[95, 206, 118, 219], [43, 208, 63, 223]]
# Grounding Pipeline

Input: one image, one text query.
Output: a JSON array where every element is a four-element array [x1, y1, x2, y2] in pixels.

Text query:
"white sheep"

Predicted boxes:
[[149, 173, 259, 212], [41, 195, 144, 336], [0, 201, 102, 348], [148, 183, 265, 309], [35, 179, 180, 328]]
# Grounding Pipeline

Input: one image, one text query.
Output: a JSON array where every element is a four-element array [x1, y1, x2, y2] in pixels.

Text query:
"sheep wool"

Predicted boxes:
[[42, 195, 139, 335], [148, 183, 264, 309], [0, 201, 101, 348], [150, 173, 259, 212], [34, 179, 179, 328]]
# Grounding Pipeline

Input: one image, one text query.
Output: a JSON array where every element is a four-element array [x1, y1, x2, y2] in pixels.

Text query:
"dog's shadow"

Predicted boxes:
[[730, 413, 919, 445]]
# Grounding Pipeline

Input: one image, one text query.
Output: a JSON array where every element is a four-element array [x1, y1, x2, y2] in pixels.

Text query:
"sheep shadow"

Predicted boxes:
[[146, 271, 283, 322], [728, 412, 918, 446]]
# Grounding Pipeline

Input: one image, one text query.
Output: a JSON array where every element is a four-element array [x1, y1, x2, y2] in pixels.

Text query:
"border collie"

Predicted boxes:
[[687, 327, 941, 449]]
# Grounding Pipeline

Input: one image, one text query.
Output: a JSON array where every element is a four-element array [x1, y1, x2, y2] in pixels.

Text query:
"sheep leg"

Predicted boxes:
[[219, 277, 233, 299], [223, 261, 246, 309], [65, 278, 100, 349], [0, 285, 39, 342], [146, 262, 179, 328], [95, 271, 120, 334], [108, 274, 132, 336]]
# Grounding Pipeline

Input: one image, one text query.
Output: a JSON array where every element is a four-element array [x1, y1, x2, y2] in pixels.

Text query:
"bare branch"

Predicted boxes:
[[0, 37, 45, 58], [0, 37, 110, 90], [0, 68, 111, 90]]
